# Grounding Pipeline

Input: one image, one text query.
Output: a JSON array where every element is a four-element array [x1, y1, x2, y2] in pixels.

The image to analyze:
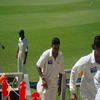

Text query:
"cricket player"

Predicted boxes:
[[16, 29, 28, 74], [36, 37, 64, 100], [94, 70, 100, 100], [70, 35, 100, 100], [0, 43, 5, 49]]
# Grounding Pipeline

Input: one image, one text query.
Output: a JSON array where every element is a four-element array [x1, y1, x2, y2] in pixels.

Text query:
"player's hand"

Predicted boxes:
[[58, 86, 61, 96], [23, 60, 26, 64], [2, 46, 5, 49], [42, 78, 48, 89], [71, 93, 77, 100], [16, 54, 18, 58]]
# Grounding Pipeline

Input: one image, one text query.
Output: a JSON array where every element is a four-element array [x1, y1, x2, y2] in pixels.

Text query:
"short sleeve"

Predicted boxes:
[[36, 53, 46, 68]]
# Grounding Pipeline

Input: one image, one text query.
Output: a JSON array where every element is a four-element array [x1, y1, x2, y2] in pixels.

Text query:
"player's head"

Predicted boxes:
[[18, 29, 24, 37], [51, 37, 60, 55], [52, 37, 60, 45], [92, 35, 100, 50]]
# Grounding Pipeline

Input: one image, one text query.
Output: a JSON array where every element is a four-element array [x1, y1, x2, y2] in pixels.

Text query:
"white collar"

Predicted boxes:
[[91, 50, 96, 63], [49, 48, 60, 57], [20, 37, 25, 41]]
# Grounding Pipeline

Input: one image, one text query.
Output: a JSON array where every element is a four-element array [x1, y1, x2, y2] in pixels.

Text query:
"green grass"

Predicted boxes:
[[0, 0, 100, 99]]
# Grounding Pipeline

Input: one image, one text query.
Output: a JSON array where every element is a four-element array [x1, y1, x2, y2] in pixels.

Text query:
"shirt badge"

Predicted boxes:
[[48, 60, 52, 64], [90, 67, 97, 73]]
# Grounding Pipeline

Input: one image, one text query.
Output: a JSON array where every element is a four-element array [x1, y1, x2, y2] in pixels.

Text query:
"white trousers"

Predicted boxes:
[[39, 86, 57, 100], [37, 79, 57, 100], [81, 96, 95, 100], [95, 88, 100, 100], [80, 89, 96, 100], [18, 53, 27, 74]]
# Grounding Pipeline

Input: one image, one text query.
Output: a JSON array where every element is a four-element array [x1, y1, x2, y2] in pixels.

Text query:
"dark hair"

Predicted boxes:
[[92, 35, 100, 49], [52, 37, 60, 45]]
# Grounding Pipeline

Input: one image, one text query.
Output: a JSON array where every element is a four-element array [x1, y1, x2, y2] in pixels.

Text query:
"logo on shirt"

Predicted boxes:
[[90, 67, 97, 73], [19, 41, 21, 43], [48, 60, 52, 64]]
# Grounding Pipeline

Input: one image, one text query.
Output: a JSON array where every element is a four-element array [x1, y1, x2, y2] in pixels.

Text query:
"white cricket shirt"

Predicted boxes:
[[70, 50, 100, 99], [94, 70, 100, 100], [18, 37, 28, 55], [37, 48, 64, 82], [94, 69, 100, 91]]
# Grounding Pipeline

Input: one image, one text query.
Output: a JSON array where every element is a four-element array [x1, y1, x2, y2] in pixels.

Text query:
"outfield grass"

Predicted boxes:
[[0, 0, 100, 99]]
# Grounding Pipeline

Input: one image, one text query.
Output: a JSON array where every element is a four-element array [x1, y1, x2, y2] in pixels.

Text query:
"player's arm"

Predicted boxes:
[[36, 52, 48, 89], [70, 66, 78, 100], [23, 41, 28, 64], [58, 73, 62, 96], [36, 66, 48, 88], [58, 56, 64, 96], [16, 47, 19, 58], [1, 45, 5, 49], [23, 51, 28, 64], [70, 58, 85, 100], [70, 66, 82, 100], [0, 43, 5, 49]]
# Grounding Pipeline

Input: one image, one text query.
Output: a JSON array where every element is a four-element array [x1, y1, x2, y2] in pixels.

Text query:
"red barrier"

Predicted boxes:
[[31, 92, 40, 100], [19, 81, 26, 100], [2, 77, 8, 96]]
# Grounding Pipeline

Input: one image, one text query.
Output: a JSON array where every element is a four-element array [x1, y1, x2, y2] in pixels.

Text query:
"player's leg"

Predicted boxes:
[[81, 89, 95, 100], [22, 63, 27, 74], [50, 86, 57, 100], [18, 57, 22, 72], [41, 89, 50, 100]]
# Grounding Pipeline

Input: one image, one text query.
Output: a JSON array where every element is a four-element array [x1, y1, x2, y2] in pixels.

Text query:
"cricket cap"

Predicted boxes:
[[18, 29, 24, 35]]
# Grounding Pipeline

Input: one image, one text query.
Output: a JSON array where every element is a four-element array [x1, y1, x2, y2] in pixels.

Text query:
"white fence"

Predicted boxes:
[[61, 69, 81, 100], [4, 73, 31, 100]]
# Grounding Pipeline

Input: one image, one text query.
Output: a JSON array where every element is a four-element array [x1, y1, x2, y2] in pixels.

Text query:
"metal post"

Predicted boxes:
[[2, 96, 7, 100], [61, 72, 66, 100]]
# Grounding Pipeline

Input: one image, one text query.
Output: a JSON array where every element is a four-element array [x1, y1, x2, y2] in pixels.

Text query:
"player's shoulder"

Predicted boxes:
[[79, 52, 92, 64], [19, 37, 21, 41], [42, 49, 50, 56], [24, 37, 28, 41], [23, 37, 28, 43], [19, 37, 21, 40], [38, 49, 50, 59], [59, 51, 64, 58]]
